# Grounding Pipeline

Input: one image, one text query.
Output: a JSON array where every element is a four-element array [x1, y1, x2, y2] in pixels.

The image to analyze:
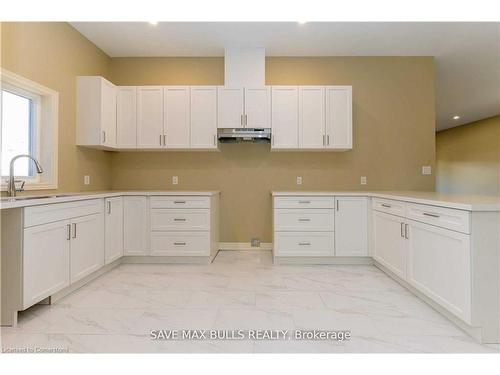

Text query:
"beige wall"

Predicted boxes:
[[1, 22, 112, 193], [436, 115, 500, 196], [109, 57, 436, 242]]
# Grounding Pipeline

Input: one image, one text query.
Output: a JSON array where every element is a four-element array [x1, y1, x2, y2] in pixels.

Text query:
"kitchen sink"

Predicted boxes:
[[1, 194, 79, 202]]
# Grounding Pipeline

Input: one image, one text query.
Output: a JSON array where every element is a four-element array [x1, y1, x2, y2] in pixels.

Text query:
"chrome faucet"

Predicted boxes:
[[7, 155, 44, 197]]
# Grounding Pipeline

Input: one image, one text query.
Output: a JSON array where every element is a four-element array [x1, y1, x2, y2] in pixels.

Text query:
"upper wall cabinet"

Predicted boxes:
[[299, 86, 326, 149], [271, 86, 299, 149], [137, 86, 164, 149], [326, 86, 353, 150], [76, 76, 117, 148], [191, 86, 218, 149], [164, 87, 191, 148], [217, 86, 271, 129], [117, 87, 137, 148]]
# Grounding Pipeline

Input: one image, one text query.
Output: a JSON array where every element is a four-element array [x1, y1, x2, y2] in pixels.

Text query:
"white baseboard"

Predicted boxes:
[[219, 242, 273, 251]]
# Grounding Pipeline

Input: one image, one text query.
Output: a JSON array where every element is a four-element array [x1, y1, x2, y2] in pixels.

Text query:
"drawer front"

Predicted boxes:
[[406, 203, 470, 234], [150, 209, 209, 231], [24, 199, 103, 228], [274, 209, 334, 231], [372, 198, 406, 217], [274, 231, 334, 257], [150, 196, 210, 209], [274, 196, 335, 209], [150, 231, 210, 256]]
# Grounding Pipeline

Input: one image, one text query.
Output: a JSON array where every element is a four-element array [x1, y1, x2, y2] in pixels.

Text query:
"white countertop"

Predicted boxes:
[[272, 191, 500, 211], [0, 191, 220, 210]]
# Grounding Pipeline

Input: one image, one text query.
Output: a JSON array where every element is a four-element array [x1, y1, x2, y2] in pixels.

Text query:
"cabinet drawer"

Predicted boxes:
[[274, 231, 334, 257], [24, 199, 103, 228], [274, 196, 335, 209], [274, 209, 334, 231], [150, 209, 209, 231], [372, 198, 406, 217], [150, 196, 210, 209], [150, 231, 210, 256], [406, 203, 470, 234]]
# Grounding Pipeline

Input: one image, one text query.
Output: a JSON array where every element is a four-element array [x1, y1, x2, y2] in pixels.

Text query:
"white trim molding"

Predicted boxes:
[[1, 68, 59, 191], [218, 242, 273, 251]]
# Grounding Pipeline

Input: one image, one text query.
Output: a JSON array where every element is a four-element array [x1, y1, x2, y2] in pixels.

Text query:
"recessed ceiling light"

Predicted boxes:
[[453, 115, 460, 120], [148, 21, 158, 26]]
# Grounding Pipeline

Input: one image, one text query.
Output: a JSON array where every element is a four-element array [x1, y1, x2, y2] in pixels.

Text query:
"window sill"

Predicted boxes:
[[0, 182, 58, 192]]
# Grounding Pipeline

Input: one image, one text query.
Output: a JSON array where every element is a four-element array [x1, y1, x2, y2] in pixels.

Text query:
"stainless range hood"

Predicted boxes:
[[217, 128, 271, 143]]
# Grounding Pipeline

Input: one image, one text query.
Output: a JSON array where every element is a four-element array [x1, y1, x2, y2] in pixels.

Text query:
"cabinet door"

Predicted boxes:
[[217, 87, 244, 128], [70, 213, 104, 284], [245, 87, 271, 128], [334, 197, 368, 256], [190, 86, 217, 149], [123, 196, 149, 255], [271, 86, 299, 149], [23, 220, 70, 309], [326, 86, 352, 150], [105, 197, 124, 264], [299, 86, 325, 149], [137, 87, 164, 148], [407, 220, 472, 323], [117, 86, 137, 148], [101, 79, 117, 147], [372, 211, 406, 279], [164, 87, 190, 148]]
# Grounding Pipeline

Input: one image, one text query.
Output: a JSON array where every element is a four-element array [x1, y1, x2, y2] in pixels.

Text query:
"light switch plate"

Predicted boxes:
[[296, 176, 303, 185], [360, 176, 367, 185], [172, 176, 179, 185], [422, 166, 432, 175], [84, 175, 90, 185]]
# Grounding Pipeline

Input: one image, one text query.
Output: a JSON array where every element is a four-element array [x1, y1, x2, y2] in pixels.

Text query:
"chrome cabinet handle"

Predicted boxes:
[[298, 200, 311, 204], [336, 200, 339, 211], [163, 134, 166, 146], [159, 134, 162, 146], [173, 218, 186, 221], [423, 212, 440, 218], [72, 223, 77, 239], [327, 134, 330, 145], [298, 218, 311, 222], [174, 242, 186, 246], [381, 203, 392, 208], [66, 224, 71, 241], [405, 224, 409, 239], [240, 114, 244, 126], [102, 130, 106, 143], [298, 242, 311, 246], [214, 135, 217, 146], [107, 201, 111, 214], [245, 114, 248, 126], [400, 222, 405, 238], [173, 201, 186, 204], [323, 134, 325, 146]]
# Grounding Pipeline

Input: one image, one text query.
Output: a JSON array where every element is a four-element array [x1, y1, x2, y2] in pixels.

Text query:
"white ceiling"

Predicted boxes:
[[71, 22, 500, 131]]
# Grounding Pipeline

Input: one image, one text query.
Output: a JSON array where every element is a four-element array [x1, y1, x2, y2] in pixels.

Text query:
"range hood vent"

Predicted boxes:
[[217, 128, 271, 143]]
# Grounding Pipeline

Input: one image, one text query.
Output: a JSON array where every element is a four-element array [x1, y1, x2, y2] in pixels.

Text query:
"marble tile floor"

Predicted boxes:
[[1, 251, 499, 353]]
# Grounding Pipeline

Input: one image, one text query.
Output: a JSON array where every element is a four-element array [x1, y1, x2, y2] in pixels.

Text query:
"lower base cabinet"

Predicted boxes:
[[151, 231, 210, 256], [123, 196, 149, 255], [23, 220, 71, 309], [334, 196, 368, 256], [105, 197, 124, 264], [274, 231, 335, 257], [407, 220, 472, 324], [70, 213, 105, 284]]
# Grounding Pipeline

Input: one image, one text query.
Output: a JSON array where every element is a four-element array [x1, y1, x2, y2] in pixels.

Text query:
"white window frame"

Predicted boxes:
[[1, 69, 59, 191]]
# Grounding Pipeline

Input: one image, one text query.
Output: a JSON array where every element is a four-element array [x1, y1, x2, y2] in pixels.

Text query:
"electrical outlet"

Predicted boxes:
[[172, 176, 179, 185], [360, 176, 367, 185], [84, 175, 90, 185], [296, 176, 303, 185], [422, 166, 432, 175], [251, 238, 261, 247]]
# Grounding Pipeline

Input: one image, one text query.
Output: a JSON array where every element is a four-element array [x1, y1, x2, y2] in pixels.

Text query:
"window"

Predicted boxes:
[[1, 69, 59, 191]]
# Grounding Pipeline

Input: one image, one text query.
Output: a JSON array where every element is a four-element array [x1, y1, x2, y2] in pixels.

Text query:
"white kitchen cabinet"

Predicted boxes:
[[274, 231, 335, 257], [271, 86, 299, 149], [117, 86, 137, 148], [299, 86, 326, 149], [326, 86, 352, 150], [406, 219, 472, 324], [164, 87, 190, 148], [190, 86, 218, 149], [244, 87, 271, 128], [137, 86, 164, 148], [76, 76, 117, 148], [70, 213, 105, 284], [22, 220, 70, 309], [334, 197, 368, 256], [105, 197, 124, 264], [217, 87, 244, 128], [372, 210, 407, 279], [123, 196, 149, 255]]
